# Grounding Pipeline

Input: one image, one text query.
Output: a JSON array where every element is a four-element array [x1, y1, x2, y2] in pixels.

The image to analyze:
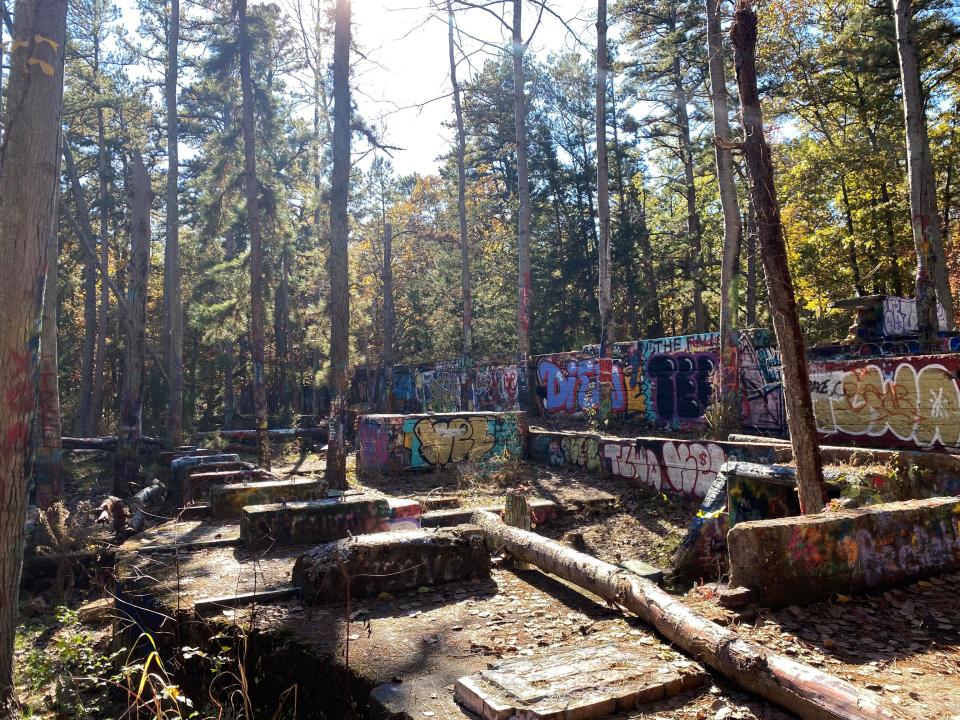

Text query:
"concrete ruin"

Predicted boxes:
[[292, 526, 490, 602]]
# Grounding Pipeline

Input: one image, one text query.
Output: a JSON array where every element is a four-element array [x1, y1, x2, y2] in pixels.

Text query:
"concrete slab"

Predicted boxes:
[[240, 497, 422, 548], [210, 478, 329, 518], [729, 496, 960, 605], [293, 526, 490, 602], [120, 518, 241, 552], [455, 644, 707, 720], [422, 499, 559, 528]]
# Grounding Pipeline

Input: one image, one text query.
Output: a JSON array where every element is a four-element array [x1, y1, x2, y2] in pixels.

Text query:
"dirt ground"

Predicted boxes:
[[16, 442, 960, 720]]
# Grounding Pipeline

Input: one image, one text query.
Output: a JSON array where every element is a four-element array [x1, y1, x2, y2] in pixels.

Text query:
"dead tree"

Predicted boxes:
[[0, 0, 68, 710], [115, 151, 153, 494], [597, 0, 612, 355], [731, 0, 827, 513], [892, 0, 954, 343], [513, 0, 532, 362], [238, 0, 271, 468], [707, 0, 743, 417], [447, 0, 472, 358], [382, 222, 395, 411], [472, 511, 906, 720], [165, 0, 184, 446], [35, 136, 64, 510], [326, 0, 352, 490]]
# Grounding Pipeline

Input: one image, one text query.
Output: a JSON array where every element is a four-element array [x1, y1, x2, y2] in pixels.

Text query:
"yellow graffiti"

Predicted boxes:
[[812, 362, 960, 448], [623, 365, 646, 414], [560, 435, 601, 472], [413, 417, 495, 466]]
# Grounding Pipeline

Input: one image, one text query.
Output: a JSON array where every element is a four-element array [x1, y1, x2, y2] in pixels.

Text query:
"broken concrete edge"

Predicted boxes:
[[421, 499, 559, 528], [135, 537, 242, 554], [194, 586, 301, 614], [729, 496, 960, 607], [210, 478, 330, 519], [292, 525, 490, 604]]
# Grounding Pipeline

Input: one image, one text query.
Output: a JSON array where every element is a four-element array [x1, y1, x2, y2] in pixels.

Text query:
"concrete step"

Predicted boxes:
[[421, 499, 560, 528], [210, 478, 329, 519]]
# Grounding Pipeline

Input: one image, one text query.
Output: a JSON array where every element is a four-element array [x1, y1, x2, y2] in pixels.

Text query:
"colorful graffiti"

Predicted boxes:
[[358, 412, 526, 474], [351, 360, 524, 414], [810, 355, 960, 450], [737, 329, 785, 431]]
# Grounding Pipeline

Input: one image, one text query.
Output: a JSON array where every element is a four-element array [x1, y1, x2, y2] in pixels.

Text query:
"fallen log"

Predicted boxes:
[[62, 436, 163, 451], [193, 427, 327, 440], [470, 510, 905, 720]]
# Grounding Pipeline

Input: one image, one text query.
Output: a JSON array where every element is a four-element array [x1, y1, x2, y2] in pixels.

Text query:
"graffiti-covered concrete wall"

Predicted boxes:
[[358, 412, 526, 475], [528, 430, 781, 501], [810, 354, 960, 451], [350, 360, 525, 414]]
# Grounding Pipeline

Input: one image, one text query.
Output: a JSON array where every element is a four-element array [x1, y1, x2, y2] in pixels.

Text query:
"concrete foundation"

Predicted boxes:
[[729, 496, 960, 606], [241, 497, 421, 548], [292, 526, 490, 603], [210, 478, 329, 519], [358, 412, 526, 474]]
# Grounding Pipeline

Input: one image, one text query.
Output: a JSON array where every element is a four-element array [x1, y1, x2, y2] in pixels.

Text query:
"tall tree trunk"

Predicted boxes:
[[326, 0, 351, 489], [223, 229, 236, 428], [732, 0, 827, 514], [382, 222, 395, 412], [274, 244, 291, 416], [513, 0, 532, 360], [0, 1, 67, 710], [839, 175, 865, 296], [89, 96, 108, 436], [596, 0, 613, 354], [893, 0, 953, 340], [65, 139, 98, 436], [239, 0, 270, 469], [166, 0, 183, 445], [707, 0, 742, 418], [879, 182, 905, 298], [672, 10, 706, 333], [115, 151, 152, 494], [35, 135, 63, 510], [745, 201, 757, 326], [448, 0, 472, 358]]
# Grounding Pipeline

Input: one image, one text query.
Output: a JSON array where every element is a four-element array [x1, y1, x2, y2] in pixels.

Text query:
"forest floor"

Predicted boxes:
[[14, 442, 960, 720]]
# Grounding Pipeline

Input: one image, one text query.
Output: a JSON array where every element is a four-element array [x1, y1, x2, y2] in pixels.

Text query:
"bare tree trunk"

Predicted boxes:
[[732, 1, 827, 514], [88, 31, 108, 437], [35, 135, 63, 510], [513, 0, 532, 359], [166, 0, 184, 445], [239, 0, 271, 469], [472, 511, 905, 720], [115, 151, 152, 495], [745, 200, 757, 325], [0, 1, 67, 710], [878, 182, 905, 297], [382, 222, 395, 412], [839, 175, 865, 296], [671, 9, 706, 333], [707, 0, 743, 417], [65, 139, 98, 436], [223, 229, 236, 428], [326, 0, 351, 489], [447, 1, 472, 358], [274, 244, 291, 416], [596, 0, 612, 354], [893, 0, 953, 341]]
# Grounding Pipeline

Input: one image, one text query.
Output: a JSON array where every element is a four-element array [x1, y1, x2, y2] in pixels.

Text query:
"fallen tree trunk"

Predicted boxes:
[[193, 427, 327, 440], [62, 436, 163, 451], [471, 510, 905, 720]]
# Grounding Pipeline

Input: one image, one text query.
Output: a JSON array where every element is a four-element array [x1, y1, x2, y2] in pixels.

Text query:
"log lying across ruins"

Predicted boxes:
[[192, 427, 327, 440], [471, 510, 906, 720]]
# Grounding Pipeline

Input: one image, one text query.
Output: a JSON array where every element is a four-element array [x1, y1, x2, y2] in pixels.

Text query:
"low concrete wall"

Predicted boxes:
[[210, 478, 329, 519], [358, 412, 526, 475], [241, 497, 421, 548], [528, 430, 782, 501], [729, 497, 960, 606], [292, 527, 490, 603]]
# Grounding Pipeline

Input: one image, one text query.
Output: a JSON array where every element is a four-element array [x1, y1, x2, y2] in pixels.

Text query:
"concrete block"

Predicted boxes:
[[241, 497, 422, 548], [454, 643, 706, 720], [421, 499, 559, 528], [168, 453, 243, 504], [729, 497, 960, 606], [210, 478, 329, 519], [358, 412, 526, 474], [181, 467, 266, 504], [292, 526, 490, 603]]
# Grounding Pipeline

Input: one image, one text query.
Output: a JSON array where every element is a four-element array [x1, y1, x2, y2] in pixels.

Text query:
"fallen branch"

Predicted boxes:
[[62, 436, 163, 451], [470, 510, 906, 720], [193, 427, 327, 440]]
